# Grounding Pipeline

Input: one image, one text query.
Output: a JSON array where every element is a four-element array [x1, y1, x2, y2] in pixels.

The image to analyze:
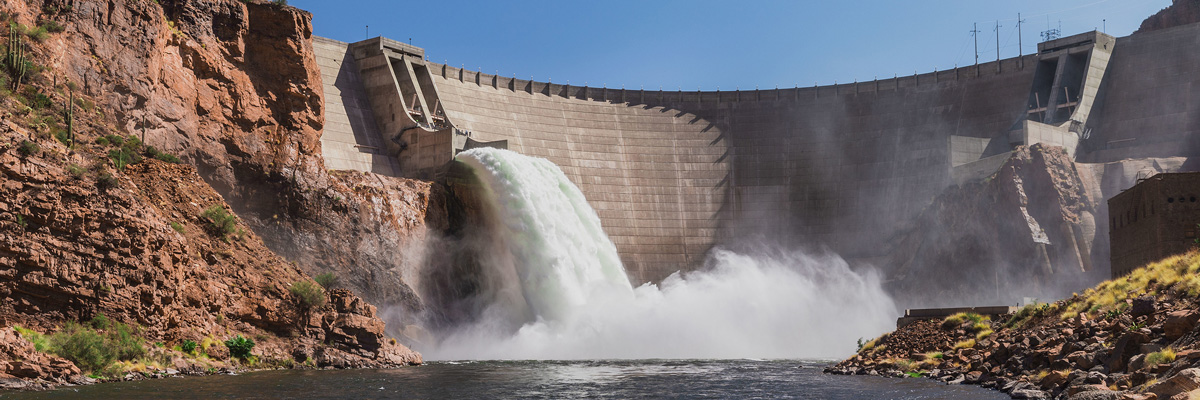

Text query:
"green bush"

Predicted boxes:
[[39, 20, 64, 33], [181, 339, 197, 354], [94, 136, 109, 146], [170, 221, 185, 234], [53, 128, 70, 146], [25, 26, 48, 42], [22, 87, 51, 109], [155, 152, 182, 163], [103, 134, 123, 147], [12, 325, 48, 352], [145, 146, 182, 164], [201, 205, 237, 239], [17, 140, 38, 156], [224, 335, 254, 360], [289, 280, 326, 309], [47, 317, 145, 374], [108, 148, 134, 170], [50, 322, 112, 372], [314, 272, 338, 289]]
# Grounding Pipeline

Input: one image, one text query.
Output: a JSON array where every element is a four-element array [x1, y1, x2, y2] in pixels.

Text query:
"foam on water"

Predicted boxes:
[[431, 148, 896, 360]]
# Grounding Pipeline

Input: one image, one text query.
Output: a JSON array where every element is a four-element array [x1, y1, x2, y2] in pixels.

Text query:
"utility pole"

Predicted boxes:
[[1018, 13, 1024, 56], [365, 25, 369, 39], [995, 20, 1002, 62], [971, 23, 980, 65]]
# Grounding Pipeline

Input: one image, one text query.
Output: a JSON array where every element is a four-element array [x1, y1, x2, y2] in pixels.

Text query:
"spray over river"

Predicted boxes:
[[12, 149, 1006, 399]]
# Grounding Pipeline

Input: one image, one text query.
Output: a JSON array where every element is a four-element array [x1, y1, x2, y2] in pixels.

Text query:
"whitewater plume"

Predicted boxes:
[[429, 148, 896, 360]]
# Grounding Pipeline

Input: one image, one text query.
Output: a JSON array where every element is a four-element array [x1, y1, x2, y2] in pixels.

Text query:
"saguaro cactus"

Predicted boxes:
[[4, 28, 28, 90], [65, 88, 74, 146]]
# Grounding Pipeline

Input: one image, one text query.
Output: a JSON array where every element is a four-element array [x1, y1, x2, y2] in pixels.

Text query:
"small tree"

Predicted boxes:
[[314, 272, 338, 289], [202, 205, 236, 239], [289, 280, 326, 310]]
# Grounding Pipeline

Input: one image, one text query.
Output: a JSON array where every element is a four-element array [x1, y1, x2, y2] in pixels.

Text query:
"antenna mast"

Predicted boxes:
[[971, 23, 980, 65]]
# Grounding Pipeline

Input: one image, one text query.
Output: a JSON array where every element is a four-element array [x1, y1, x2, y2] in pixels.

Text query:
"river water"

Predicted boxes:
[[3, 360, 1006, 399]]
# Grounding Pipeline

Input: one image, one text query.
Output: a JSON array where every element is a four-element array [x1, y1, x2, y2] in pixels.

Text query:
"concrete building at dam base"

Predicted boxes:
[[312, 18, 1200, 304]]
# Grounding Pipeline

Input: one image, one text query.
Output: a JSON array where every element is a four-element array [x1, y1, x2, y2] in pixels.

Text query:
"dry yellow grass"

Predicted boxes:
[[1057, 251, 1200, 320]]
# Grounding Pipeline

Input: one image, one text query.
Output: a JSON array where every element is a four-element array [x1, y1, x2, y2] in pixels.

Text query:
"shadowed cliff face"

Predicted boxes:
[[15, 0, 440, 324], [883, 145, 1105, 307]]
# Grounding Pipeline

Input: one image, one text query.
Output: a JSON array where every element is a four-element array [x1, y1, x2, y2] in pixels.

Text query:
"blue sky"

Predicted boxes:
[[291, 0, 1171, 91]]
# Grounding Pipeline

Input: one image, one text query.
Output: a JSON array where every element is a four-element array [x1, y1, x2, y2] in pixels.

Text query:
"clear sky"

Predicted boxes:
[[290, 0, 1171, 91]]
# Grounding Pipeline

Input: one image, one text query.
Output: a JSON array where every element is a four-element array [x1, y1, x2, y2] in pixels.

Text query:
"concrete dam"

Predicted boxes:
[[312, 22, 1200, 290]]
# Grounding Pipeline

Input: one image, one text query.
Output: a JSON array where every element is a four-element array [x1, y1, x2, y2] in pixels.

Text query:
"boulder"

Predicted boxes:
[[1148, 368, 1200, 399], [1131, 297, 1156, 318], [1164, 311, 1200, 340]]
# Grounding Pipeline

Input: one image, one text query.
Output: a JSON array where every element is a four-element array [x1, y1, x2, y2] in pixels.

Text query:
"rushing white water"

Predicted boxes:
[[430, 148, 896, 360]]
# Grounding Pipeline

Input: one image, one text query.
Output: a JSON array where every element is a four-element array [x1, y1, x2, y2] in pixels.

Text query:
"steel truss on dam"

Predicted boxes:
[[314, 23, 1200, 284]]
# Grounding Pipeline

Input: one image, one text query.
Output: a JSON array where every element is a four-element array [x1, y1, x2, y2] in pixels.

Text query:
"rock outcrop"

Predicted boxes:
[[885, 144, 1105, 307], [0, 0, 427, 388], [829, 251, 1200, 400], [7, 0, 441, 325], [1137, 0, 1200, 34]]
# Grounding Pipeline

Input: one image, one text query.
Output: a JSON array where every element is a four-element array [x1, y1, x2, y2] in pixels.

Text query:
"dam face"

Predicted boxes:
[[314, 24, 1200, 285]]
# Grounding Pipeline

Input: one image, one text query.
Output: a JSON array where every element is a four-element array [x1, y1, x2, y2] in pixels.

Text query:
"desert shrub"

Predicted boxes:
[[942, 312, 987, 329], [170, 221, 185, 234], [953, 339, 976, 350], [38, 20, 64, 33], [1146, 348, 1176, 366], [314, 272, 338, 289], [224, 335, 255, 360], [202, 205, 236, 238], [181, 339, 198, 354], [155, 152, 181, 164], [25, 26, 48, 42], [103, 134, 124, 147], [94, 136, 109, 146], [17, 140, 39, 156], [50, 322, 112, 372], [47, 317, 144, 374], [891, 358, 916, 372], [67, 164, 85, 178], [12, 325, 49, 352], [925, 351, 944, 359], [53, 128, 70, 145], [108, 148, 132, 170], [290, 280, 326, 309]]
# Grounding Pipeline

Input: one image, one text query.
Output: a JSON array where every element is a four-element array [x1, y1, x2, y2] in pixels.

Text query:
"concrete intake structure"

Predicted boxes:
[[314, 23, 1200, 286]]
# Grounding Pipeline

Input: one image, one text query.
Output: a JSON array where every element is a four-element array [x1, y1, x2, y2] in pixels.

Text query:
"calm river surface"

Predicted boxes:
[[2, 360, 1006, 399]]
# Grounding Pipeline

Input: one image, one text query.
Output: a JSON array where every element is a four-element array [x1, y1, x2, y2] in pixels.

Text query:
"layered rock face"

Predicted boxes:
[[884, 145, 1104, 307], [9, 0, 439, 325], [0, 0, 428, 386], [0, 129, 420, 374]]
